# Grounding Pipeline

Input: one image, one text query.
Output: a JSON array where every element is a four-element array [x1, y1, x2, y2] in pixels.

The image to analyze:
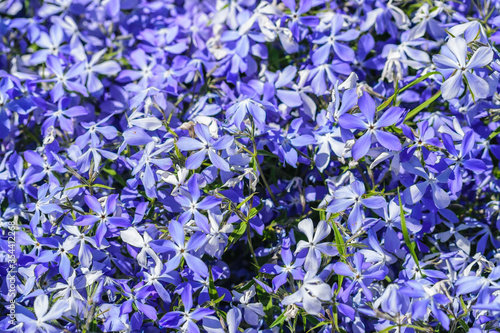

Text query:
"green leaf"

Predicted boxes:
[[377, 325, 397, 333], [377, 72, 442, 111], [208, 268, 219, 301], [306, 319, 328, 333], [459, 296, 468, 315], [331, 221, 345, 257], [234, 279, 255, 292], [398, 71, 442, 94], [92, 184, 115, 190], [397, 188, 422, 273], [226, 221, 248, 250], [270, 311, 286, 328], [393, 78, 400, 106], [445, 29, 456, 38], [347, 243, 369, 249], [64, 184, 88, 191], [174, 143, 185, 163], [257, 149, 278, 158], [256, 284, 273, 326], [403, 325, 432, 331], [487, 125, 500, 141], [102, 167, 117, 176], [458, 319, 469, 332], [404, 90, 442, 122], [248, 202, 263, 220], [211, 294, 225, 305], [236, 193, 256, 210], [103, 167, 127, 187]]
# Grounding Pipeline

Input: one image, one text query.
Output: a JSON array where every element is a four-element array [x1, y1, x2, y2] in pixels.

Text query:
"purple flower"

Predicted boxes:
[[204, 211, 234, 258], [116, 49, 157, 85], [400, 280, 451, 330], [359, 230, 397, 268], [282, 270, 333, 315], [326, 180, 386, 232], [131, 141, 172, 189], [159, 284, 214, 331], [272, 118, 316, 167], [361, 2, 409, 35], [137, 263, 180, 303], [61, 224, 96, 268], [333, 252, 387, 301], [433, 37, 493, 100], [38, 0, 73, 18], [75, 115, 118, 148], [401, 120, 442, 155], [312, 14, 360, 64], [24, 149, 65, 185], [75, 195, 130, 247], [177, 123, 233, 171], [339, 92, 404, 160], [16, 294, 69, 333], [160, 167, 190, 196], [230, 286, 265, 326], [41, 98, 87, 135], [260, 238, 305, 291], [309, 62, 351, 95], [120, 227, 161, 268], [442, 130, 486, 194], [26, 183, 63, 234], [314, 125, 347, 172], [174, 176, 221, 233], [118, 282, 159, 321], [151, 220, 208, 277], [43, 55, 88, 102], [456, 267, 500, 303], [30, 24, 65, 65], [295, 218, 337, 271], [3, 2, 500, 332], [403, 157, 451, 209], [48, 271, 86, 314], [226, 98, 273, 130], [75, 143, 119, 173], [0, 78, 32, 139], [282, 0, 319, 41], [81, 49, 121, 94]]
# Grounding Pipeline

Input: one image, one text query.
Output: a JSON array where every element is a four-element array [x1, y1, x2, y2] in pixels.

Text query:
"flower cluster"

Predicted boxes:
[[1, 0, 500, 332]]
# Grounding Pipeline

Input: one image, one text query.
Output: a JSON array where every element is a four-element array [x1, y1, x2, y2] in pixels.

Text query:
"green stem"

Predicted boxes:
[[251, 135, 278, 205], [377, 71, 442, 111], [246, 223, 260, 271], [404, 90, 442, 122], [82, 302, 96, 333]]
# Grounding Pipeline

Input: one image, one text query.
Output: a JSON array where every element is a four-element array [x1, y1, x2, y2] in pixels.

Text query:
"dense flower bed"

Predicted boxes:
[[2, 0, 500, 332]]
